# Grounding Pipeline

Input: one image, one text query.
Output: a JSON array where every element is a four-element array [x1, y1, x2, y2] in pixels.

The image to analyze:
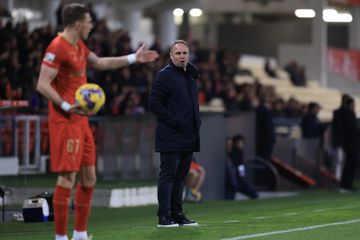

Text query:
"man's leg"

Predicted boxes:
[[335, 147, 344, 181], [340, 149, 357, 190], [238, 176, 258, 199], [225, 164, 237, 200], [171, 152, 192, 214], [54, 172, 76, 240], [171, 152, 198, 226], [157, 152, 180, 227]]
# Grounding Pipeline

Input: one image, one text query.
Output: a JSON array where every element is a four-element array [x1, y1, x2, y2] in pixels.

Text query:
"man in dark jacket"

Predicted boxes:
[[149, 40, 201, 227], [339, 97, 358, 192], [300, 102, 323, 138], [332, 94, 350, 180], [256, 95, 276, 161]]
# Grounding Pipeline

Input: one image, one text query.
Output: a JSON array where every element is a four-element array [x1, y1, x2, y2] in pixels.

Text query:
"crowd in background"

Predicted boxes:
[[0, 15, 314, 121]]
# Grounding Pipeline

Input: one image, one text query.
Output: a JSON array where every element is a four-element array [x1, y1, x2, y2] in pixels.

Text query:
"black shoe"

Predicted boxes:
[[157, 216, 179, 228], [172, 213, 198, 226]]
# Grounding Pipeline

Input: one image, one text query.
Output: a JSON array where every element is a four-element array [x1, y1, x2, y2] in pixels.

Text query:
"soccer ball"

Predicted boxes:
[[75, 83, 105, 114]]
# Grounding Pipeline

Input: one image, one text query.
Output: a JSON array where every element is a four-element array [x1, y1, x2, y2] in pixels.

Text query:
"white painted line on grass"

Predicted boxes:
[[224, 220, 241, 223], [313, 205, 359, 213], [283, 212, 300, 216], [253, 216, 272, 220], [222, 218, 360, 240]]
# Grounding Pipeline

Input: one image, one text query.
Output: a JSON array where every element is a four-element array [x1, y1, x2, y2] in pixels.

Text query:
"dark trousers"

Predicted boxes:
[[225, 162, 258, 199], [256, 143, 273, 161], [157, 151, 193, 217], [340, 148, 358, 189]]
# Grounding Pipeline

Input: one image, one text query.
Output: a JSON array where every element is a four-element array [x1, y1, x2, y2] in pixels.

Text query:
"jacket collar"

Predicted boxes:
[[169, 60, 200, 80]]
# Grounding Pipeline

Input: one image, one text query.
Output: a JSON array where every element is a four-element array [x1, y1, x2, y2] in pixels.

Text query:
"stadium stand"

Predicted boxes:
[[1, 0, 360, 206], [238, 55, 360, 121]]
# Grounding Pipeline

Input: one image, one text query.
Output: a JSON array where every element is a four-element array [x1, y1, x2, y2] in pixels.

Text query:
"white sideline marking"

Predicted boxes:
[[222, 219, 360, 240], [313, 205, 359, 213], [224, 220, 241, 223], [253, 216, 272, 220], [283, 212, 300, 216]]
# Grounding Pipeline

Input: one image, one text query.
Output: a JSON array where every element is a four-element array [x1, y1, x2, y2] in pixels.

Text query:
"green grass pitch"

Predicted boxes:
[[1, 190, 359, 240]]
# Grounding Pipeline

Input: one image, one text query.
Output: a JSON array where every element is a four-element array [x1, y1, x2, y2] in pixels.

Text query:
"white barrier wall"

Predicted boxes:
[[0, 157, 19, 176]]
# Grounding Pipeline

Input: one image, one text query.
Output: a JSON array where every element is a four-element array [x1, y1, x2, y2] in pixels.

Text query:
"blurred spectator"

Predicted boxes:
[[256, 95, 276, 161], [55, 0, 65, 31], [272, 97, 286, 118], [225, 135, 258, 200], [0, 3, 11, 18], [123, 90, 146, 116], [87, 3, 98, 25], [184, 158, 206, 203], [284, 61, 307, 86], [223, 82, 238, 110], [238, 83, 256, 111], [284, 97, 303, 118], [0, 71, 8, 99], [339, 97, 359, 193], [150, 37, 162, 54], [264, 58, 277, 78], [332, 94, 350, 180], [300, 102, 323, 138]]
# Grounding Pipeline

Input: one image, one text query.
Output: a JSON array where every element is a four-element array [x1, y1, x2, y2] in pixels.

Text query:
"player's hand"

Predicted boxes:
[[135, 43, 159, 63], [69, 103, 95, 116]]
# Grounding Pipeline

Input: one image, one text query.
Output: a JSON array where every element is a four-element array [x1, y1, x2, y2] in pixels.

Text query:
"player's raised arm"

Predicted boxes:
[[87, 43, 159, 71]]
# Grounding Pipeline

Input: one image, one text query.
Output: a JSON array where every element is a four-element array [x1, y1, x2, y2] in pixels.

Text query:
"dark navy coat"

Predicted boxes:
[[149, 62, 201, 152], [255, 104, 275, 160]]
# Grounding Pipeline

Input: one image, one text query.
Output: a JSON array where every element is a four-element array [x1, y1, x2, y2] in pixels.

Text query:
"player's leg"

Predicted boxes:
[[194, 167, 205, 191], [72, 166, 95, 240], [186, 169, 197, 189], [191, 167, 205, 201], [72, 127, 96, 240], [50, 121, 83, 240], [184, 170, 198, 202], [54, 172, 76, 240]]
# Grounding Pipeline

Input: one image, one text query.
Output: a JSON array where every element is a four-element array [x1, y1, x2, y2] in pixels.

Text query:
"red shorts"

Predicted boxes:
[[49, 120, 95, 172], [190, 161, 201, 172]]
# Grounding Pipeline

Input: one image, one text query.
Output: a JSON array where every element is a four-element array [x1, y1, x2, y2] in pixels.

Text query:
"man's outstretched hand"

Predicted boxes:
[[135, 43, 159, 63]]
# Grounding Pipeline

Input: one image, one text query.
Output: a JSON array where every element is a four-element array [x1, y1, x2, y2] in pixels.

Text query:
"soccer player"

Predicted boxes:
[[36, 3, 158, 240]]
